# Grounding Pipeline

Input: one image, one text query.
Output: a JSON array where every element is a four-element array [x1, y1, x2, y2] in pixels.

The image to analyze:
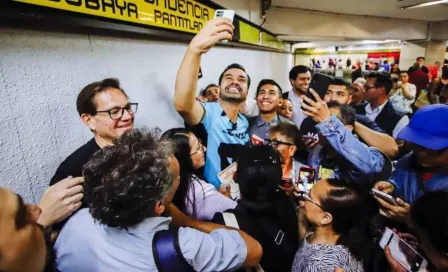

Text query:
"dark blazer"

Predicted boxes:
[[355, 101, 405, 136]]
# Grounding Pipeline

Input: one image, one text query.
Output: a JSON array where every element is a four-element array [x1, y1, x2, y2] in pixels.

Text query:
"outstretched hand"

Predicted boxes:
[[301, 89, 331, 123], [188, 18, 234, 54]]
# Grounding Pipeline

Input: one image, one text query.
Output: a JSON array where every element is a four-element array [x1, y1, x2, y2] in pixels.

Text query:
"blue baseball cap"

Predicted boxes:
[[397, 104, 448, 150]]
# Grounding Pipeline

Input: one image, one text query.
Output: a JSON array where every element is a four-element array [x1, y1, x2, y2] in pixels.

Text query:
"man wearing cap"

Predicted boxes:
[[373, 104, 448, 223]]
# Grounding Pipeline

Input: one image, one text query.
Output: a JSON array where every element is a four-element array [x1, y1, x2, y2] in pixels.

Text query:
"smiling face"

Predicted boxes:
[[220, 68, 249, 103], [82, 88, 135, 144], [290, 72, 312, 95], [0, 189, 48, 272], [257, 84, 282, 114], [278, 99, 293, 120], [205, 86, 220, 102]]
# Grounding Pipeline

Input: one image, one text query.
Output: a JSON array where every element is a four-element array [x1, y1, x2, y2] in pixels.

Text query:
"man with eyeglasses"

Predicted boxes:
[[355, 72, 409, 138], [49, 78, 137, 230]]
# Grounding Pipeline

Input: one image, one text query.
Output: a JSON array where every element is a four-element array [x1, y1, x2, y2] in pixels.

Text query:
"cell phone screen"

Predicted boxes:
[[386, 233, 425, 272], [298, 167, 316, 192], [303, 73, 333, 107]]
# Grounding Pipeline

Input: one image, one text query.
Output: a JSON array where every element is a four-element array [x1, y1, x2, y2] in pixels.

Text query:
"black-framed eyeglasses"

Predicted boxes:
[[297, 191, 326, 212], [364, 85, 377, 91], [96, 103, 138, 120], [190, 139, 205, 155], [268, 139, 294, 148]]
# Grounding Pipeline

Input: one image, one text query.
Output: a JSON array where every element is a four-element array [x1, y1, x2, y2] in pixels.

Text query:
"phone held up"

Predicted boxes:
[[379, 228, 428, 272], [214, 10, 235, 43], [371, 188, 398, 205], [302, 73, 333, 110], [298, 166, 317, 192]]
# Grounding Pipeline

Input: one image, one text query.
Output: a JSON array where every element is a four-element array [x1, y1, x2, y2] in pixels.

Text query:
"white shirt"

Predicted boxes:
[[288, 90, 307, 128], [365, 101, 409, 139], [389, 83, 417, 114]]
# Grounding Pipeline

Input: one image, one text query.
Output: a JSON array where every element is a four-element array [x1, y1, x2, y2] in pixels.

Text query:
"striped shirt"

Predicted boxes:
[[292, 233, 364, 272]]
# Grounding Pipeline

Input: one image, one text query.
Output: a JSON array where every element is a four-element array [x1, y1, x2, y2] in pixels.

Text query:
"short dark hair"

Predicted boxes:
[[330, 77, 352, 95], [218, 63, 251, 88], [411, 191, 448, 254], [76, 78, 128, 116], [327, 100, 356, 126], [416, 56, 425, 61], [236, 145, 283, 213], [269, 122, 302, 146], [366, 72, 393, 95], [399, 70, 408, 75], [200, 83, 219, 96], [289, 65, 311, 81], [83, 128, 174, 229], [255, 79, 283, 98]]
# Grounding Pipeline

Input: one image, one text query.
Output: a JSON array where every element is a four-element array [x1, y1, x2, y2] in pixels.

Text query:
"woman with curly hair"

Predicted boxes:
[[162, 128, 236, 221]]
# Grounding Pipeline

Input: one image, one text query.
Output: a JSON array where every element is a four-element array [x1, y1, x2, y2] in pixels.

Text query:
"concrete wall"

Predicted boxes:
[[399, 42, 426, 70], [425, 41, 446, 66], [0, 28, 293, 203]]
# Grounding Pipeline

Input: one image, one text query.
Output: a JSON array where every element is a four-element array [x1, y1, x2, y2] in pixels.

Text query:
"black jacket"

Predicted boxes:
[[355, 101, 405, 136]]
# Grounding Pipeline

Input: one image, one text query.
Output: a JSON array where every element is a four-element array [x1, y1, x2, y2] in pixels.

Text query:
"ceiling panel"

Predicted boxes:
[[271, 0, 448, 21]]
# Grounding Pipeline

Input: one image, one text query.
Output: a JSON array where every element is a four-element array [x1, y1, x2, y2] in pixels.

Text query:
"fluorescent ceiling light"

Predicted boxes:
[[398, 0, 448, 9]]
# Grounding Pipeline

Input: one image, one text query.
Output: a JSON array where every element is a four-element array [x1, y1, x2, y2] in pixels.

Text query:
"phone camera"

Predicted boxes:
[[217, 11, 223, 15]]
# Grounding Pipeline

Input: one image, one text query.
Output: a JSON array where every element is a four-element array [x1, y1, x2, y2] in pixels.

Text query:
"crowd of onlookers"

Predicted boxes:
[[1, 17, 447, 272]]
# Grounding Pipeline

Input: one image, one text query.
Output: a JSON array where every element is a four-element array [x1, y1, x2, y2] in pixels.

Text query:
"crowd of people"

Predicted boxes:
[[1, 17, 447, 272]]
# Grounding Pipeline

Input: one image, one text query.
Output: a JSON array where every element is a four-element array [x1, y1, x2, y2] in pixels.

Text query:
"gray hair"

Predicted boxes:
[[83, 127, 175, 229], [354, 77, 366, 85]]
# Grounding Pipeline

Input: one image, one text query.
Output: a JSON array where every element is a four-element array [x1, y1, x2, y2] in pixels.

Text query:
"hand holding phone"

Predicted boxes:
[[214, 10, 235, 43], [371, 188, 397, 205], [302, 73, 333, 108], [380, 228, 428, 272], [189, 14, 233, 54]]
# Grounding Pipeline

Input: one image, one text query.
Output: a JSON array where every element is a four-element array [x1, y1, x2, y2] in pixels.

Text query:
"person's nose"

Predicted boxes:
[[121, 108, 133, 121]]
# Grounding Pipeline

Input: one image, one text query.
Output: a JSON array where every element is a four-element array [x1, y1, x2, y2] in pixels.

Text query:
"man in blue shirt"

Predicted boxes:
[[54, 128, 262, 272], [373, 104, 448, 223], [301, 90, 388, 189], [174, 18, 250, 188]]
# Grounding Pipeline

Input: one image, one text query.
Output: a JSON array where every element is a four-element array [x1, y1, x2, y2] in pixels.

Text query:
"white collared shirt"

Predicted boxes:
[[365, 101, 388, 121], [288, 90, 307, 127], [365, 101, 409, 139]]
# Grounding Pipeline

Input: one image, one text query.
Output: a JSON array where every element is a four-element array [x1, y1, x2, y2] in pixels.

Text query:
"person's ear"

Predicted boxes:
[[289, 145, 297, 157], [321, 212, 333, 226], [345, 125, 354, 132], [279, 98, 284, 107], [81, 114, 96, 131], [347, 95, 353, 105], [290, 78, 295, 86], [154, 200, 165, 216]]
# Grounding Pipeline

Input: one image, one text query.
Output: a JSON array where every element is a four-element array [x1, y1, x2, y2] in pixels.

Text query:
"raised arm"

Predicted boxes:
[[354, 121, 399, 159], [174, 18, 234, 125]]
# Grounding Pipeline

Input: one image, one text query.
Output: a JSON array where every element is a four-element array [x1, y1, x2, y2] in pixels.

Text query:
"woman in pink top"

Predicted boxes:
[[162, 128, 237, 221]]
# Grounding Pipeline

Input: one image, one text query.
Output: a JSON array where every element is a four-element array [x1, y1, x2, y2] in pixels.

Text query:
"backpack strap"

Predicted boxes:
[[221, 213, 265, 272], [152, 229, 195, 272]]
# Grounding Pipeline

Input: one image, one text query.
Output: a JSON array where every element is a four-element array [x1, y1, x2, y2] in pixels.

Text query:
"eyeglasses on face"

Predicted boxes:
[[190, 139, 205, 155], [96, 103, 138, 120], [297, 191, 326, 212], [268, 139, 294, 148], [364, 85, 377, 91]]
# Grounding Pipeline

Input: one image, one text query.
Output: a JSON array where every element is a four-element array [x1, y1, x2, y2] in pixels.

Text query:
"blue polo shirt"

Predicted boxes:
[[54, 209, 247, 272], [200, 102, 249, 188]]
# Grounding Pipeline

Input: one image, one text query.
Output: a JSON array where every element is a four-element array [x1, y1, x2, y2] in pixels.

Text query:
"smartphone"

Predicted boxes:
[[379, 228, 428, 272], [298, 167, 316, 191], [302, 73, 333, 108], [214, 10, 235, 43], [371, 188, 397, 205]]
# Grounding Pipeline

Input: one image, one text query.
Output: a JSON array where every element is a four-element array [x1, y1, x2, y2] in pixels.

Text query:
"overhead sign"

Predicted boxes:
[[13, 0, 215, 34]]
